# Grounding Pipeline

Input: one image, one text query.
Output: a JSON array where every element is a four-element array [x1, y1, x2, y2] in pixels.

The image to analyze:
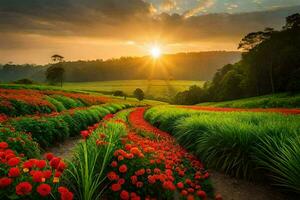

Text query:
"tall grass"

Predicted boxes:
[[145, 106, 300, 193], [65, 119, 127, 200]]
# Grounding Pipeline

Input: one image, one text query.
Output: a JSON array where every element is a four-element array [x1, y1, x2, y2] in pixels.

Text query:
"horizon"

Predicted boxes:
[[0, 0, 299, 64], [0, 50, 241, 66]]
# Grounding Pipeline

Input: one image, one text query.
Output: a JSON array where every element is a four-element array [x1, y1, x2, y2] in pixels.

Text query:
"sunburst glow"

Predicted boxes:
[[150, 46, 161, 59]]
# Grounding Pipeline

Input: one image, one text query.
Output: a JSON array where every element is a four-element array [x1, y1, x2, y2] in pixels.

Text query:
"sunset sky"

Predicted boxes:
[[0, 0, 299, 64]]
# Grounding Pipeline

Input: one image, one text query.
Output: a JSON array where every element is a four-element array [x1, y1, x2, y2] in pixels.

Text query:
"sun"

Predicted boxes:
[[150, 46, 161, 59]]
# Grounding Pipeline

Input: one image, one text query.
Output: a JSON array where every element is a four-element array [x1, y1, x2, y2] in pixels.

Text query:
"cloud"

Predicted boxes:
[[183, 0, 215, 18], [160, 0, 177, 12], [0, 0, 299, 63]]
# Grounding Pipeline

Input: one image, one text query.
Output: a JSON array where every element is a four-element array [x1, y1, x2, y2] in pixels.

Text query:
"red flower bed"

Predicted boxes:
[[0, 142, 73, 199], [180, 106, 300, 115], [105, 108, 218, 200]]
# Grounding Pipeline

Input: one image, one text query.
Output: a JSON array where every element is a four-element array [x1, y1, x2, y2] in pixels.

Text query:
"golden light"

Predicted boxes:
[[150, 46, 161, 59]]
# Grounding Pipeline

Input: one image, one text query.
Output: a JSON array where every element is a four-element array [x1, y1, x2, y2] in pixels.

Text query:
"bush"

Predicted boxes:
[[13, 78, 34, 84], [9, 104, 131, 147], [0, 125, 40, 158], [50, 95, 85, 109]]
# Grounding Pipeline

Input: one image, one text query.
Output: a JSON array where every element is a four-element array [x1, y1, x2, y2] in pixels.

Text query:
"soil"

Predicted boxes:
[[210, 171, 297, 200], [45, 136, 81, 159]]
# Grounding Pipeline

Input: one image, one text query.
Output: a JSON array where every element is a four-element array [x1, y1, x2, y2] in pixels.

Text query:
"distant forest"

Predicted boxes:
[[174, 13, 300, 104], [0, 51, 240, 82]]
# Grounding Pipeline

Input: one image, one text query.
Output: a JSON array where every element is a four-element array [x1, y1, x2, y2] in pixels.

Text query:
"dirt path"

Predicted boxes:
[[180, 106, 300, 115], [45, 136, 81, 159], [209, 171, 296, 200]]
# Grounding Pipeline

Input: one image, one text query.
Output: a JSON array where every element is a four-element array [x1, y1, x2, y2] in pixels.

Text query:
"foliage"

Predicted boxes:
[[0, 87, 111, 116], [13, 79, 34, 85], [65, 117, 127, 200], [197, 93, 300, 108], [175, 13, 300, 104], [46, 64, 65, 87], [9, 104, 130, 147], [145, 106, 300, 193], [0, 142, 73, 199], [133, 88, 144, 101], [0, 125, 40, 158]]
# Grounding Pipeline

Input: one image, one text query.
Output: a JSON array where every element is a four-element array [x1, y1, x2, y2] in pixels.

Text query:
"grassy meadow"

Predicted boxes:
[[62, 80, 204, 100], [198, 93, 300, 108]]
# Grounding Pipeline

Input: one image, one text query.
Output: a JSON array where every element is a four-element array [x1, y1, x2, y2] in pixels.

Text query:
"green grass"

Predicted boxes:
[[198, 93, 300, 108], [62, 80, 204, 100], [145, 106, 300, 193]]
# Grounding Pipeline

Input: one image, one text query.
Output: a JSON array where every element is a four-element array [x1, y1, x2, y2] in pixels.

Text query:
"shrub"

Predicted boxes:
[[13, 78, 34, 85], [50, 95, 85, 109], [9, 104, 131, 147], [0, 143, 73, 199], [0, 125, 40, 158]]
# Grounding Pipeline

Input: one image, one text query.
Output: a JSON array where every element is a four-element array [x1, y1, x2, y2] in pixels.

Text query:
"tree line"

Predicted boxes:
[[174, 13, 300, 105]]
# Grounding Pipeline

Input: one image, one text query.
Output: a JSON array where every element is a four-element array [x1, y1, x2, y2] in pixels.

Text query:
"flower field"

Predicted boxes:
[[1, 87, 300, 199], [0, 87, 111, 117]]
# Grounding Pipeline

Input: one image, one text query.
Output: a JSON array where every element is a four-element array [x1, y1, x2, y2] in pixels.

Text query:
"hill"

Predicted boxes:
[[0, 51, 240, 82]]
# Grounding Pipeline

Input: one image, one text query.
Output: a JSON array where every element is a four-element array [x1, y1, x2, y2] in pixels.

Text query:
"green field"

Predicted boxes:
[[63, 80, 204, 100], [198, 93, 300, 108]]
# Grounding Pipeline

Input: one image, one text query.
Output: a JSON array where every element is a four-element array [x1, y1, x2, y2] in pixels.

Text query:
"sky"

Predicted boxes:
[[0, 0, 299, 64]]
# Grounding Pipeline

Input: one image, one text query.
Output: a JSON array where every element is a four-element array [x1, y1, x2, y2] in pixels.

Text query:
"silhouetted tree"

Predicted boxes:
[[46, 55, 65, 87], [133, 88, 145, 101]]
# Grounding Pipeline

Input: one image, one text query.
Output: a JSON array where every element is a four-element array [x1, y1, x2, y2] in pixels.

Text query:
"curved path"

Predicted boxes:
[[180, 106, 300, 115]]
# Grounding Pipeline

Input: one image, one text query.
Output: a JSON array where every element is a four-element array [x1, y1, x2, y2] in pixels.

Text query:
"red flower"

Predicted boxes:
[[44, 153, 54, 161], [32, 170, 44, 182], [111, 161, 118, 167], [119, 164, 127, 173], [16, 182, 32, 195], [7, 157, 20, 167], [49, 157, 61, 169], [181, 190, 188, 196], [111, 183, 121, 191], [37, 184, 51, 197], [118, 178, 125, 185], [58, 186, 69, 193], [0, 177, 12, 188], [215, 194, 223, 200], [36, 160, 47, 169], [197, 190, 206, 199], [0, 142, 8, 149], [107, 171, 119, 181], [43, 170, 52, 179], [120, 190, 130, 200], [177, 182, 184, 189], [8, 167, 20, 177], [80, 130, 90, 139], [58, 187, 73, 200], [61, 191, 74, 200]]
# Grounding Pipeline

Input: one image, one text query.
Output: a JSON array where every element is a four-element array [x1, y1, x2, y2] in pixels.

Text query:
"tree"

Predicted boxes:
[[283, 13, 300, 30], [46, 65, 65, 87], [238, 28, 274, 51], [133, 88, 145, 101], [46, 55, 65, 87], [51, 54, 64, 63]]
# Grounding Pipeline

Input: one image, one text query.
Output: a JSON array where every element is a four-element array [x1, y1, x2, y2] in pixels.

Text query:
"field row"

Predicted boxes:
[[145, 106, 300, 194]]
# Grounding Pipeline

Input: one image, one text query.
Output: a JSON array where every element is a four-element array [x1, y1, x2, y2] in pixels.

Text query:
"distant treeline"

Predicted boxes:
[[0, 51, 240, 82], [174, 13, 300, 105]]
